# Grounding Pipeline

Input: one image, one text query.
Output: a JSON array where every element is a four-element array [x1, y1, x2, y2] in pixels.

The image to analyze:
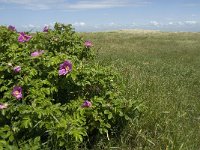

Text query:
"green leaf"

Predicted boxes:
[[104, 110, 110, 115], [71, 72, 77, 81], [22, 117, 32, 128], [108, 113, 113, 119]]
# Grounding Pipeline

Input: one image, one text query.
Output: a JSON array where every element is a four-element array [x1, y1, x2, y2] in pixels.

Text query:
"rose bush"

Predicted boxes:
[[0, 23, 142, 149]]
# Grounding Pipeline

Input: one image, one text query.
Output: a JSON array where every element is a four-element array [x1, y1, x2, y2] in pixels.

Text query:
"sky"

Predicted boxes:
[[0, 0, 200, 32]]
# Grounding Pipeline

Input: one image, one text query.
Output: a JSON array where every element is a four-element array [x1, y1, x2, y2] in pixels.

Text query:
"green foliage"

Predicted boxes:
[[0, 23, 141, 149]]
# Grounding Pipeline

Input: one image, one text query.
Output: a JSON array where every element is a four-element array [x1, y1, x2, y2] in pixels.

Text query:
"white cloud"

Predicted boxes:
[[29, 24, 35, 28], [73, 22, 86, 27], [20, 24, 41, 32], [191, 14, 197, 17], [167, 21, 199, 26], [22, 24, 40, 28], [17, 20, 200, 32], [0, 0, 64, 10], [0, 0, 62, 5], [0, 0, 150, 10], [177, 21, 184, 26], [184, 21, 197, 25], [68, 0, 150, 9], [108, 22, 116, 26], [150, 21, 159, 26]]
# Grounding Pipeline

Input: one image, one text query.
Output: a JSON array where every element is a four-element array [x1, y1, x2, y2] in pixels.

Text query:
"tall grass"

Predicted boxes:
[[80, 31, 200, 149]]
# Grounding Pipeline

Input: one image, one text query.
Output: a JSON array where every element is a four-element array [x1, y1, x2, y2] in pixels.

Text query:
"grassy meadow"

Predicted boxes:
[[80, 30, 200, 149]]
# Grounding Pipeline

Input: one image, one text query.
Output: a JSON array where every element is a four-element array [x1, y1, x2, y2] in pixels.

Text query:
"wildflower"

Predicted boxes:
[[8, 25, 16, 31], [58, 60, 72, 76], [84, 41, 92, 48], [43, 26, 49, 32], [13, 66, 21, 73], [8, 63, 13, 67], [31, 50, 44, 57], [0, 103, 8, 110], [81, 100, 92, 108], [12, 86, 23, 100], [18, 32, 32, 43]]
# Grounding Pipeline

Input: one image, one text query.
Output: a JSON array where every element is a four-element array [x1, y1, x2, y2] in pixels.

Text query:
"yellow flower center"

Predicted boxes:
[[14, 91, 20, 95], [65, 66, 69, 71]]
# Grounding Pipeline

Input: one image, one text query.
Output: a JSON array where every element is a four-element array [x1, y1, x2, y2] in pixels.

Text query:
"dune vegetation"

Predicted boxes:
[[1, 24, 200, 149], [81, 30, 200, 149]]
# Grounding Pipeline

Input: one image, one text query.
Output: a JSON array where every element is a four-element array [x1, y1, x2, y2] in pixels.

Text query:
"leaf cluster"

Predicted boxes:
[[0, 23, 141, 149]]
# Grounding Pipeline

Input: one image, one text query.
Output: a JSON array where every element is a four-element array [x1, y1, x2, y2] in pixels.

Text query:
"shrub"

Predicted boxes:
[[0, 23, 141, 149]]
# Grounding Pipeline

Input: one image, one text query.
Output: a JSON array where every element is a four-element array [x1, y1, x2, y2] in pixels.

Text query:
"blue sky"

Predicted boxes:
[[0, 0, 200, 32]]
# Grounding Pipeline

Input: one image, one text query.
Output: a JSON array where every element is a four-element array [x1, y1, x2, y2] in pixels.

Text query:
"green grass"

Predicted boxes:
[[80, 31, 200, 149]]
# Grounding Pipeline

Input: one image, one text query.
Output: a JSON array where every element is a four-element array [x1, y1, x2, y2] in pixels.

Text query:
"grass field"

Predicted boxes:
[[81, 30, 200, 149]]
